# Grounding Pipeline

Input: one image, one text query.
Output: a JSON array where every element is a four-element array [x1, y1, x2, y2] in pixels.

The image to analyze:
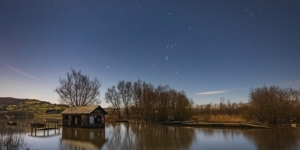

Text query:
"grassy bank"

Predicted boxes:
[[191, 114, 246, 123], [105, 114, 247, 123], [36, 114, 62, 119]]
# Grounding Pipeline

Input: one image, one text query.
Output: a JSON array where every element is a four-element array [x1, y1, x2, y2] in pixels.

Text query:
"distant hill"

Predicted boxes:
[[0, 97, 69, 116], [0, 97, 52, 106]]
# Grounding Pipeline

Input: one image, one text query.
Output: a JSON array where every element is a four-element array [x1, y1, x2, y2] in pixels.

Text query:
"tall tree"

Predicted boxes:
[[105, 86, 122, 119], [155, 85, 170, 121], [54, 69, 101, 106], [132, 80, 143, 119], [117, 81, 132, 119]]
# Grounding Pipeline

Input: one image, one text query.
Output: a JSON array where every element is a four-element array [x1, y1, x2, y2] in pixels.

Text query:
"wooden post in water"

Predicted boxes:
[[34, 123, 37, 136], [47, 122, 49, 136], [31, 124, 33, 136], [55, 122, 57, 134], [43, 129, 46, 136], [58, 123, 60, 134]]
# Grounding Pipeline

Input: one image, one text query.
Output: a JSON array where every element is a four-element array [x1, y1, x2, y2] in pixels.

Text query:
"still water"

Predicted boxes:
[[23, 122, 300, 150]]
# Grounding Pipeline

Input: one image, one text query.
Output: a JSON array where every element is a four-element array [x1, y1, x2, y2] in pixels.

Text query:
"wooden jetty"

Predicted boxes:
[[116, 120, 129, 123], [162, 121, 194, 125], [28, 120, 62, 137]]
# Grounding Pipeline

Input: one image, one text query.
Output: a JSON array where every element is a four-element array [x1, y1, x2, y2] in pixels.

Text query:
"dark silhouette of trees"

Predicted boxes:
[[132, 80, 143, 120], [117, 81, 132, 119], [249, 85, 300, 124], [105, 79, 194, 121], [54, 69, 101, 106], [187, 85, 300, 123], [105, 86, 122, 119]]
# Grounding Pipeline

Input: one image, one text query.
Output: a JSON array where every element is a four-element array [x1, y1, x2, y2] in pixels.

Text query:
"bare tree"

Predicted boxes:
[[54, 69, 101, 106], [117, 81, 132, 119], [249, 85, 295, 124], [105, 86, 122, 119], [132, 80, 143, 119], [155, 85, 170, 121]]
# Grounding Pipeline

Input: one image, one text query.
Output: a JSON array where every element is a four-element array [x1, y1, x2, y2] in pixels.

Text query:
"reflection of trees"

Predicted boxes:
[[105, 123, 122, 150], [200, 128, 245, 143], [105, 123, 137, 150], [0, 124, 30, 150], [136, 123, 195, 150], [243, 128, 300, 150], [199, 127, 300, 150], [57, 123, 300, 149], [105, 122, 195, 150]]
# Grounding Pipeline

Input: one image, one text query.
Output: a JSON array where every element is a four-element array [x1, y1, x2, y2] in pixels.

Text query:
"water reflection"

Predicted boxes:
[[104, 122, 195, 150], [21, 122, 300, 150], [61, 128, 107, 149], [243, 128, 300, 150], [195, 127, 300, 150]]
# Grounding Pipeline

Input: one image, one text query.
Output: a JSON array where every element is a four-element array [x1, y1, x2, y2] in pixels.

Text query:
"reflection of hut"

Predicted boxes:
[[61, 128, 107, 149], [61, 105, 108, 128]]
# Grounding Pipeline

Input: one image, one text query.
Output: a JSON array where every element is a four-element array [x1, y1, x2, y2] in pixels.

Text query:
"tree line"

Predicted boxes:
[[194, 86, 300, 124], [248, 86, 300, 123], [105, 80, 194, 122]]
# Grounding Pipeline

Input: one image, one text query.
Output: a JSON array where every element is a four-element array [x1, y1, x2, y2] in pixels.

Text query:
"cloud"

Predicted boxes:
[[195, 90, 227, 95], [7, 65, 41, 81], [195, 88, 246, 95]]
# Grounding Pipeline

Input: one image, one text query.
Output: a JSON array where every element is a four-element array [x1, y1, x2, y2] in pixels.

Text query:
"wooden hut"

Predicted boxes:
[[61, 105, 108, 128]]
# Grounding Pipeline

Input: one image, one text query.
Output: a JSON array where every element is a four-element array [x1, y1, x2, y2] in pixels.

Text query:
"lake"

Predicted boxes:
[[23, 122, 300, 150]]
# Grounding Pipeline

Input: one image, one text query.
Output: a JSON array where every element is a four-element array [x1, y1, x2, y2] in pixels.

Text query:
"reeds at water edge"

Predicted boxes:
[[0, 124, 32, 150]]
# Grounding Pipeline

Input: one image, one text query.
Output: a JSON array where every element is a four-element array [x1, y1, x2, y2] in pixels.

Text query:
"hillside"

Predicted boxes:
[[0, 97, 50, 106], [0, 97, 69, 117]]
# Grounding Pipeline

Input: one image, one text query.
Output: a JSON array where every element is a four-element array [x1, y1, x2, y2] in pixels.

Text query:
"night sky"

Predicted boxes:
[[1, 0, 300, 107]]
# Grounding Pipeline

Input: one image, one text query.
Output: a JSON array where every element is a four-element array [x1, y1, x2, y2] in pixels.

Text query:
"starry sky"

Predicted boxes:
[[1, 0, 300, 107]]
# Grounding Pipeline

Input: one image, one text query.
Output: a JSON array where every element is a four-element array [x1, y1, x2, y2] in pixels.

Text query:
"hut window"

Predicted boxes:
[[89, 116, 94, 124]]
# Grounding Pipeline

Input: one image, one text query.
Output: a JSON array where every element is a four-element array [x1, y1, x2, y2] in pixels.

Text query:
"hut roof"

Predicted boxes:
[[61, 105, 108, 115]]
